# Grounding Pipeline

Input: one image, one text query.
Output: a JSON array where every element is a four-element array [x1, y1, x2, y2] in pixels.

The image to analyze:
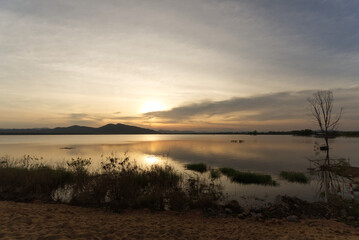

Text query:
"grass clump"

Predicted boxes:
[[0, 166, 74, 201], [280, 171, 309, 184], [210, 169, 221, 179], [185, 163, 207, 173], [219, 167, 276, 186]]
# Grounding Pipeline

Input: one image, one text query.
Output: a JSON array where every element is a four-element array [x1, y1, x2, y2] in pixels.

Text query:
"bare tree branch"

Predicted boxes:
[[307, 90, 343, 147]]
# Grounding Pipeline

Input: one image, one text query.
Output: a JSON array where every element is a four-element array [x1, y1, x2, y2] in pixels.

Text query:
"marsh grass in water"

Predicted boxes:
[[185, 163, 207, 173], [219, 167, 277, 185], [280, 171, 309, 184]]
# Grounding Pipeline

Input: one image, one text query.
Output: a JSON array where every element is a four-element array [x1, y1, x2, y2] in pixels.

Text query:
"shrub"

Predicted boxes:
[[67, 157, 91, 190]]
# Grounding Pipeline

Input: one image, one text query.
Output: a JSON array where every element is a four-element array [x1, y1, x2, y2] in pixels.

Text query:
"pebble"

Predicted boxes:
[[286, 215, 299, 222]]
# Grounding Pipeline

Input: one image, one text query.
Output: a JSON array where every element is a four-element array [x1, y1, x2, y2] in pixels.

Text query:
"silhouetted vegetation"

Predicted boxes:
[[280, 171, 309, 184], [0, 155, 223, 211], [219, 167, 277, 185], [291, 129, 314, 136], [0, 165, 74, 202], [185, 163, 207, 173], [337, 131, 359, 137], [210, 169, 221, 179]]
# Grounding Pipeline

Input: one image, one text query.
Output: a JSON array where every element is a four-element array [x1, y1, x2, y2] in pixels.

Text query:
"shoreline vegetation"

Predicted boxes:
[[0, 156, 224, 211], [1, 156, 359, 227]]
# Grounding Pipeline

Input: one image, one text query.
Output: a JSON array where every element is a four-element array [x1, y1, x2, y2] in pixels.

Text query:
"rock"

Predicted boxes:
[[340, 209, 347, 217], [143, 208, 151, 214], [250, 212, 264, 220], [274, 195, 284, 205], [286, 215, 299, 222], [255, 213, 264, 220], [243, 209, 251, 216], [204, 208, 218, 217], [225, 200, 243, 214], [224, 208, 232, 215]]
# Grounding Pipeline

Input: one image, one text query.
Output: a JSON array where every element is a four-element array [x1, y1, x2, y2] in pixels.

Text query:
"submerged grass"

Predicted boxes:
[[219, 167, 277, 186], [185, 163, 207, 173], [280, 171, 309, 184]]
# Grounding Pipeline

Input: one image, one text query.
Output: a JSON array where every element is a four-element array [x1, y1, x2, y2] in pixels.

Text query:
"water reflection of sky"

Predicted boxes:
[[1, 135, 358, 204]]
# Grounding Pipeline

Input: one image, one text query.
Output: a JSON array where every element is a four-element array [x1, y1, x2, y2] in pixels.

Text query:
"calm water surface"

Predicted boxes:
[[1, 134, 358, 206]]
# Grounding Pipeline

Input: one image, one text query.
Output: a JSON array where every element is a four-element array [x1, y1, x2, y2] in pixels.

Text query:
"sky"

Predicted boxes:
[[1, 0, 359, 131]]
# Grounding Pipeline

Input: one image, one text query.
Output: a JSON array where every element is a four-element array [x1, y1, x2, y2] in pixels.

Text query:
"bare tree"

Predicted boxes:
[[308, 90, 343, 149], [308, 91, 344, 203]]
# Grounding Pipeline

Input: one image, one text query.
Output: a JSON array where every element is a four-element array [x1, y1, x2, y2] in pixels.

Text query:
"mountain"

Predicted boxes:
[[0, 123, 158, 135]]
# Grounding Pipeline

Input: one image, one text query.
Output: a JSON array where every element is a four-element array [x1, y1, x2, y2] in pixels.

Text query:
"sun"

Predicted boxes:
[[140, 100, 166, 113]]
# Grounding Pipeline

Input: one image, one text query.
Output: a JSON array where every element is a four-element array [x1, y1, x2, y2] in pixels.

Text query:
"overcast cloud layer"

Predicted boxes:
[[0, 0, 358, 130]]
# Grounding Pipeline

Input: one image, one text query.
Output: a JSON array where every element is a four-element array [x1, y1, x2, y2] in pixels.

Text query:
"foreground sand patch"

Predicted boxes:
[[0, 201, 358, 240]]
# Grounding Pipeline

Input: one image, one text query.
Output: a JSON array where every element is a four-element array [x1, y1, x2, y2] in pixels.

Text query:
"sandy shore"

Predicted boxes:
[[1, 201, 358, 240]]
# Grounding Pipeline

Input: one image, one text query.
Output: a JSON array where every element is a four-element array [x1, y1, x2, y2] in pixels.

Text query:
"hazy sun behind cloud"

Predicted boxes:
[[140, 100, 166, 114]]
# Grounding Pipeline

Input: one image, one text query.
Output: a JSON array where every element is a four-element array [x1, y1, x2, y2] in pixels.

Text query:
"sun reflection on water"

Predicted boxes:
[[144, 155, 160, 165]]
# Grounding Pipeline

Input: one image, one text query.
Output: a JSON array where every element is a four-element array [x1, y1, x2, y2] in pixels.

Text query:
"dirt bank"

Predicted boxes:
[[1, 201, 358, 240]]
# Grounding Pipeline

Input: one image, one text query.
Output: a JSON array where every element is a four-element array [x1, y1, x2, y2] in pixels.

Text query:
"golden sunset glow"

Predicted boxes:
[[0, 1, 358, 131], [140, 101, 166, 114], [144, 155, 160, 165]]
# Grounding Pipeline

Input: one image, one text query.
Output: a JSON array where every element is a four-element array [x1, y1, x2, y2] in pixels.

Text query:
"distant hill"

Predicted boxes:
[[0, 123, 159, 135], [158, 129, 197, 134]]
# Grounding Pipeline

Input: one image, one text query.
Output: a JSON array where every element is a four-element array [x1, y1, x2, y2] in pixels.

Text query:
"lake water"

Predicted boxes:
[[1, 134, 358, 206]]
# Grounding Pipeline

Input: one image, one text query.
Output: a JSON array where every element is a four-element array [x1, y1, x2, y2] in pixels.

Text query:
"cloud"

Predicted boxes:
[[145, 91, 308, 120], [144, 87, 359, 130]]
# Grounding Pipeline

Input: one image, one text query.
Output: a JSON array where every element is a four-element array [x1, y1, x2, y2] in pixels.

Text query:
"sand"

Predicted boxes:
[[1, 201, 358, 240]]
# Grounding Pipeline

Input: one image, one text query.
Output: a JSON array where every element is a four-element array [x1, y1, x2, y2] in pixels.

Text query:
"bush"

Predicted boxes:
[[67, 157, 91, 190]]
